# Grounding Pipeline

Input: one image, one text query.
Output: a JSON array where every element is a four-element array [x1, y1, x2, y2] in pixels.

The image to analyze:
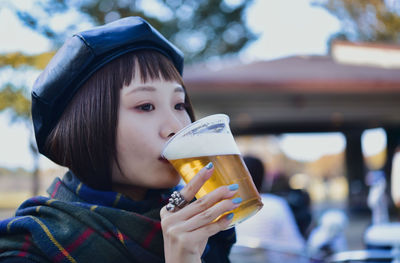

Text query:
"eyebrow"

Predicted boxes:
[[127, 85, 184, 95]]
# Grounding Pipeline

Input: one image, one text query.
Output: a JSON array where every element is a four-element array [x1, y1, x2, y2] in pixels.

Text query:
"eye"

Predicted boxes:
[[175, 103, 187, 111], [136, 103, 155, 111]]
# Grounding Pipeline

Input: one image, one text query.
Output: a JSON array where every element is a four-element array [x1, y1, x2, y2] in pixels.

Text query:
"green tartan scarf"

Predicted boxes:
[[0, 171, 235, 263]]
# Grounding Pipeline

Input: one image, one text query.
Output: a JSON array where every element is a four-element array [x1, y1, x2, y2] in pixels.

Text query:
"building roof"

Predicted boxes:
[[182, 53, 400, 134], [183, 55, 400, 94]]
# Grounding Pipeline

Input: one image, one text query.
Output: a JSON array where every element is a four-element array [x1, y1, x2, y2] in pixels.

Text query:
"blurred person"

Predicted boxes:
[[269, 171, 292, 193], [232, 155, 306, 262], [366, 170, 389, 225], [363, 167, 399, 253], [307, 209, 348, 260], [0, 17, 237, 263], [270, 172, 313, 239]]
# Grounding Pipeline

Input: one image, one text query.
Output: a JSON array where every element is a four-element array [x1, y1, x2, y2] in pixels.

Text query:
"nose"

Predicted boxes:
[[160, 111, 186, 139]]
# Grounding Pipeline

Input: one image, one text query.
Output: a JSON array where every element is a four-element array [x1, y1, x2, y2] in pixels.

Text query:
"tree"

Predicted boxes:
[[0, 84, 40, 195], [314, 0, 400, 43], [0, 48, 56, 195], [10, 0, 256, 63]]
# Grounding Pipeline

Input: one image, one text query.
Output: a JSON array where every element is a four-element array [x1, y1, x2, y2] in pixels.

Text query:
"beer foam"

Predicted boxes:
[[162, 132, 241, 160]]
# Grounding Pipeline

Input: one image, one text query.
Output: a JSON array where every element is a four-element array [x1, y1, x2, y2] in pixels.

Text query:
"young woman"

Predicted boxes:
[[0, 17, 239, 263]]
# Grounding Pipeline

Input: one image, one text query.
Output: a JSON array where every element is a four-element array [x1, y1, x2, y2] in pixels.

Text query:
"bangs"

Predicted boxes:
[[117, 50, 184, 87]]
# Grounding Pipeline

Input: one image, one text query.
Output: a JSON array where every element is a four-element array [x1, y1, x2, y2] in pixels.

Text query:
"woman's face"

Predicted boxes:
[[112, 76, 191, 191]]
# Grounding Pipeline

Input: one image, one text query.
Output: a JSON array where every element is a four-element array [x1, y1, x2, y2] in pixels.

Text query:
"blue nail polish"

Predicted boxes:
[[228, 184, 239, 191], [232, 197, 242, 204], [226, 213, 234, 220], [205, 162, 213, 170]]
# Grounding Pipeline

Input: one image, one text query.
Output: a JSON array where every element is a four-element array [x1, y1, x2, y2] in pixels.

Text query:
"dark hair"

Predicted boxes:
[[243, 155, 265, 192], [45, 50, 195, 190]]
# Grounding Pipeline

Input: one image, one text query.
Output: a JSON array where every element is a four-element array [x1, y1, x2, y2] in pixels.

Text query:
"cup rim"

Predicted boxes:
[[161, 113, 230, 158]]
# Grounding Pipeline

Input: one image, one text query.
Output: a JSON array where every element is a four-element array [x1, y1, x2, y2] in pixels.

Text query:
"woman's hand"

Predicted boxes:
[[160, 162, 240, 263]]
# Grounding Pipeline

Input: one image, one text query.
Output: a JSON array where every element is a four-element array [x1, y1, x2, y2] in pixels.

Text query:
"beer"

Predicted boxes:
[[170, 154, 263, 226], [162, 114, 263, 227]]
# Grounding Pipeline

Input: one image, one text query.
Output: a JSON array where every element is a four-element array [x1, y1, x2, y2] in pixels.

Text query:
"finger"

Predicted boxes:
[[160, 162, 214, 219], [191, 212, 235, 240], [178, 184, 239, 220], [179, 162, 214, 204], [160, 205, 168, 219], [182, 196, 241, 231]]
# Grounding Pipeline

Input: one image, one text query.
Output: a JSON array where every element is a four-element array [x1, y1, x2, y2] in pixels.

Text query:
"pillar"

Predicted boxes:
[[345, 129, 368, 212]]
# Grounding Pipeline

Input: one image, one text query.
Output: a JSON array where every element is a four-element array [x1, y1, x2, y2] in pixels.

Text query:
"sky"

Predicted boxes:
[[0, 0, 388, 170], [243, 0, 341, 61]]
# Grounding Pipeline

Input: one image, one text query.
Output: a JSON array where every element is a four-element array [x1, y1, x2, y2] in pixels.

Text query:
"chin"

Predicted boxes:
[[157, 174, 181, 189]]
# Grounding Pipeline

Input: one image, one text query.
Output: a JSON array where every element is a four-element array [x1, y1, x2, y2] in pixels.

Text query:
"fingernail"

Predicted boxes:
[[228, 184, 239, 191], [226, 213, 234, 220], [205, 162, 213, 170], [232, 197, 242, 204]]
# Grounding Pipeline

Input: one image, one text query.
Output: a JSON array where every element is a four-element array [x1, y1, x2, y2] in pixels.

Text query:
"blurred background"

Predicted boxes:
[[1, 0, 400, 261]]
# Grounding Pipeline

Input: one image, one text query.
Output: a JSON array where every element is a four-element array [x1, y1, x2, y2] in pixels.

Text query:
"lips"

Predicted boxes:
[[158, 156, 169, 164]]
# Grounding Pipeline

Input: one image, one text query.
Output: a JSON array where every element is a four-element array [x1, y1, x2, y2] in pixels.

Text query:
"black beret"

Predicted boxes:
[[31, 16, 184, 156]]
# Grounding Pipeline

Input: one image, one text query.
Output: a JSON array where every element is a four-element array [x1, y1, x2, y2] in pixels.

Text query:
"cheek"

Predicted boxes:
[[181, 112, 192, 127], [117, 125, 148, 157], [117, 110, 144, 143], [115, 113, 160, 163]]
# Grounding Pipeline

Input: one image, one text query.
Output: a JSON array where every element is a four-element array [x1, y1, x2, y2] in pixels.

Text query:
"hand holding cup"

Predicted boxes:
[[160, 162, 240, 263]]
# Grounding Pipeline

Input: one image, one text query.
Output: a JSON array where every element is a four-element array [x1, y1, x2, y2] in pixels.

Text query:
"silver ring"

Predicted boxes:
[[166, 191, 188, 212]]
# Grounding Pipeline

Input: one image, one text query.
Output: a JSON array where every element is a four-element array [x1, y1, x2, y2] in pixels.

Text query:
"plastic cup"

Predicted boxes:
[[162, 114, 263, 227]]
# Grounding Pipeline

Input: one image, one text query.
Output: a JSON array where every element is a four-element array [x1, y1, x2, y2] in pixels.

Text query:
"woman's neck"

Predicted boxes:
[[112, 183, 148, 201]]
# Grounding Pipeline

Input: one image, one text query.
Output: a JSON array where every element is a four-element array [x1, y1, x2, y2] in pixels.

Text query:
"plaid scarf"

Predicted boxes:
[[0, 171, 235, 263]]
